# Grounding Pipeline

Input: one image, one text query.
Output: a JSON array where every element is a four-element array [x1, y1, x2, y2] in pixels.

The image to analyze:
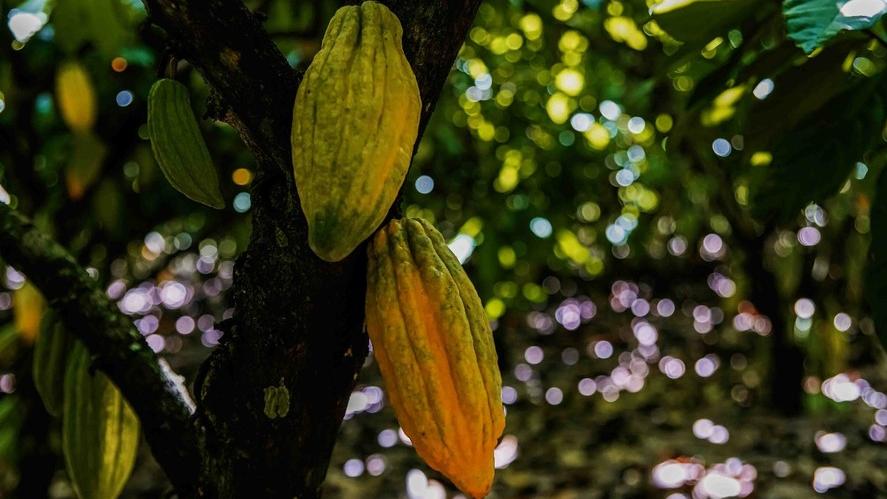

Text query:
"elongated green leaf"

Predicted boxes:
[[751, 77, 884, 221], [651, 0, 761, 45], [784, 0, 887, 53], [868, 167, 887, 349]]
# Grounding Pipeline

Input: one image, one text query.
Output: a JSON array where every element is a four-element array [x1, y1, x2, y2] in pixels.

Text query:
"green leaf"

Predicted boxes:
[[783, 0, 887, 54], [868, 167, 887, 349], [744, 40, 858, 148], [651, 0, 762, 45], [52, 0, 136, 58], [52, 0, 91, 55], [751, 77, 884, 221]]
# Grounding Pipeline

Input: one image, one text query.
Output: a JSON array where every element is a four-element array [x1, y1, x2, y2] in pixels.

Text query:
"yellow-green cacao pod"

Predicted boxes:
[[56, 61, 97, 134], [291, 1, 421, 262], [13, 282, 44, 344], [365, 218, 505, 498], [147, 79, 224, 209], [33, 312, 74, 417], [63, 343, 139, 499]]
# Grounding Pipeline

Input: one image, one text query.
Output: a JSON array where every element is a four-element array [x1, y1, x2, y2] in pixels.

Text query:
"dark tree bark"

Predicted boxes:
[[1, 1, 481, 498]]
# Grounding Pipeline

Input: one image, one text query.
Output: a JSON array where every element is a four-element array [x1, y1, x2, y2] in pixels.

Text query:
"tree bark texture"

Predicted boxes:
[[142, 1, 482, 497]]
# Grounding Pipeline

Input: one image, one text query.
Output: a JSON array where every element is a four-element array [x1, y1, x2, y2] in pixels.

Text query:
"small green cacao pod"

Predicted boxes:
[[147, 78, 224, 209], [63, 343, 140, 499], [365, 218, 505, 498], [33, 312, 75, 417], [291, 1, 421, 262], [56, 61, 97, 134]]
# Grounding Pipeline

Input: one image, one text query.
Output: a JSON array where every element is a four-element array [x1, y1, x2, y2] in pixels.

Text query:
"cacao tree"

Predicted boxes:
[[1, 0, 886, 497], [0, 0, 485, 497]]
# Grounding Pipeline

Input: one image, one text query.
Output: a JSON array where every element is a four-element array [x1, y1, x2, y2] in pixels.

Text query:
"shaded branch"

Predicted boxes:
[[0, 202, 201, 496]]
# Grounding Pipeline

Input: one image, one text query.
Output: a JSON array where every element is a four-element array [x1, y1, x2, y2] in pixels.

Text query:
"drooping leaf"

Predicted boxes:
[[744, 40, 859, 147], [66, 132, 107, 200], [52, 0, 91, 55], [867, 167, 887, 349], [687, 39, 801, 109], [783, 0, 887, 54], [52, 0, 136, 58], [751, 77, 885, 221], [651, 0, 762, 45]]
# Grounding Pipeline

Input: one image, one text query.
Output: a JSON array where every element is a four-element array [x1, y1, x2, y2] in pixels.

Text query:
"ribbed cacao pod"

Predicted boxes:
[[14, 282, 44, 344], [147, 79, 224, 209], [291, 1, 421, 262], [33, 312, 74, 417], [56, 61, 97, 134], [63, 343, 139, 499], [365, 218, 505, 498]]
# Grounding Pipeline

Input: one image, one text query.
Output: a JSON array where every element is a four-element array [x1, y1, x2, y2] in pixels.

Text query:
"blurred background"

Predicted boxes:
[[1, 0, 886, 497]]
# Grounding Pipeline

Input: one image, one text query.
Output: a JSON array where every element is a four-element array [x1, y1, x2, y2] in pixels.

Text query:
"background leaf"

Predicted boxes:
[[651, 0, 762, 45], [783, 0, 887, 53], [751, 77, 884, 221], [754, 77, 884, 221]]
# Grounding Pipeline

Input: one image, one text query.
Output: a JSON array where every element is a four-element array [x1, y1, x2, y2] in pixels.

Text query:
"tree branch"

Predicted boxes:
[[0, 202, 201, 496]]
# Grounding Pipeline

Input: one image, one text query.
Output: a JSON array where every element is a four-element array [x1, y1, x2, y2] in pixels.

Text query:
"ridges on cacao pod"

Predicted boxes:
[[33, 312, 74, 417], [291, 1, 421, 262], [63, 342, 139, 499], [147, 78, 225, 209], [365, 218, 505, 498], [56, 61, 97, 134]]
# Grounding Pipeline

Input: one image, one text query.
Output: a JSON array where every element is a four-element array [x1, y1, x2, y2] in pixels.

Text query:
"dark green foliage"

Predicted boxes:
[[784, 0, 886, 53], [751, 78, 885, 222]]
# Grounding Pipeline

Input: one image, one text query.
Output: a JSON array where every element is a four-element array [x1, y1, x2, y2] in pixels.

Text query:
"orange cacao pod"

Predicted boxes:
[[365, 218, 504, 498]]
